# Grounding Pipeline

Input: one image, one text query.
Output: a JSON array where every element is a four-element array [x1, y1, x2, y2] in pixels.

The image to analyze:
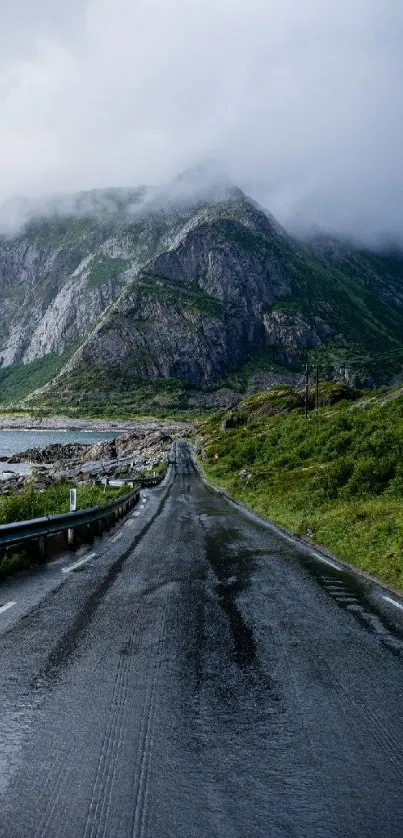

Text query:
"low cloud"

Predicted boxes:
[[0, 0, 402, 243]]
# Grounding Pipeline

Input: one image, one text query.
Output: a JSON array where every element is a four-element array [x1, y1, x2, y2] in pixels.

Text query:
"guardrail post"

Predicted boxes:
[[87, 522, 95, 543], [67, 527, 75, 548], [37, 536, 46, 560], [0, 488, 143, 556]]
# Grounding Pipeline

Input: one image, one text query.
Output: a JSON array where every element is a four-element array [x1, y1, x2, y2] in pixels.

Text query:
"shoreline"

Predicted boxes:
[[0, 414, 193, 434]]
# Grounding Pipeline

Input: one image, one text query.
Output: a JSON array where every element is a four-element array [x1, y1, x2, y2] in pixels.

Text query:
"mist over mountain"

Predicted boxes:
[[0, 1, 403, 245], [0, 181, 402, 414]]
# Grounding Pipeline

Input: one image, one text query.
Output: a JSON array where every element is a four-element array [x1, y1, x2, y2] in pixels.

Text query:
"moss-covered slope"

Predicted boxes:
[[199, 384, 403, 589]]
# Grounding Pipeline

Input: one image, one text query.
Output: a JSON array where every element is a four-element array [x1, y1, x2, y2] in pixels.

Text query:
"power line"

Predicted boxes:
[[311, 345, 403, 371]]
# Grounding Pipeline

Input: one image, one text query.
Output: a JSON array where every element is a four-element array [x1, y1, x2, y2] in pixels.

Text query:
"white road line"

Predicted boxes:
[[311, 552, 341, 571], [266, 524, 341, 571], [62, 552, 97, 574], [203, 476, 344, 575], [0, 601, 16, 615], [382, 595, 403, 612], [110, 533, 122, 543]]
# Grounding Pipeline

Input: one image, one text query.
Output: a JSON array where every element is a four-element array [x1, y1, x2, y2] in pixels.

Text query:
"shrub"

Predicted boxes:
[[343, 456, 396, 497]]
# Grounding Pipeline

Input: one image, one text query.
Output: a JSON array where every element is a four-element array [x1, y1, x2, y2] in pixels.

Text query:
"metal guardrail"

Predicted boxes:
[[0, 487, 140, 550]]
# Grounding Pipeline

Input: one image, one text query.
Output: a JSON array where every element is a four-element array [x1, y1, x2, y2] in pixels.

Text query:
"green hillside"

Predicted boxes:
[[199, 384, 403, 589]]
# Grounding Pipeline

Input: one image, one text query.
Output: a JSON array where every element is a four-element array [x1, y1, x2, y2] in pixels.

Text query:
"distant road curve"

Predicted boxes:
[[1, 441, 403, 837]]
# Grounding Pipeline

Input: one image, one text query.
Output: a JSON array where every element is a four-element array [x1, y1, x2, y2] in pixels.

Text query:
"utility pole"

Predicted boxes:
[[315, 366, 319, 411], [305, 364, 309, 419]]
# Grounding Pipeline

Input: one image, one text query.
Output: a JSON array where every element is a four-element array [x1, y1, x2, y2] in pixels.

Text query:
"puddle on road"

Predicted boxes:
[[202, 521, 259, 670], [215, 576, 257, 668]]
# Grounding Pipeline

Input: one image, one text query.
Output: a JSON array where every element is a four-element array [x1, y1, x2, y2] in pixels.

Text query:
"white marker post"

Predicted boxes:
[[68, 488, 77, 547], [70, 489, 77, 512]]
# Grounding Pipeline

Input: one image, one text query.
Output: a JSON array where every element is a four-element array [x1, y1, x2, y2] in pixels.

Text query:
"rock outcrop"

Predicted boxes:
[[6, 423, 186, 485], [0, 179, 402, 407]]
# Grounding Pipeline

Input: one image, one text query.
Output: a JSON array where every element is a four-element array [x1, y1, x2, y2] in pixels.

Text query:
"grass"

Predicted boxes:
[[0, 355, 67, 407], [0, 480, 129, 526], [216, 349, 298, 392], [0, 480, 130, 579], [199, 383, 403, 590], [0, 344, 83, 408], [138, 275, 223, 318], [28, 364, 222, 421], [268, 248, 403, 378], [87, 255, 129, 290]]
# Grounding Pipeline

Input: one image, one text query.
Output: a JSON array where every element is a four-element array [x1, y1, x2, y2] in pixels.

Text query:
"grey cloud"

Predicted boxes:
[[0, 0, 402, 244], [0, 0, 85, 58]]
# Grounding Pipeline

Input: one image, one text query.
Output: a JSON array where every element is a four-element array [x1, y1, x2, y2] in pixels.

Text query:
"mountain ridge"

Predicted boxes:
[[0, 183, 402, 412]]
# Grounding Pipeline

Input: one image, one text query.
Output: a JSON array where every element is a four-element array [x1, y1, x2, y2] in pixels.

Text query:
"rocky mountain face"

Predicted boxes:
[[0, 187, 198, 367], [0, 182, 402, 410]]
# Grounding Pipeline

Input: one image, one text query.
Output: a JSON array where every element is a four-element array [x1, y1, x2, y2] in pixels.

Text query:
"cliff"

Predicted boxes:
[[0, 183, 402, 412]]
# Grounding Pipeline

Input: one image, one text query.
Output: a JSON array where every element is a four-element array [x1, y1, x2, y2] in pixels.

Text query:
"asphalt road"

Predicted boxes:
[[1, 442, 403, 837]]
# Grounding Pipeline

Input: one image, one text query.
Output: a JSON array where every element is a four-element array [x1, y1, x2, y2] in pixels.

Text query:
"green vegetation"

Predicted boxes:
[[20, 216, 99, 248], [0, 480, 129, 579], [0, 479, 127, 525], [216, 349, 297, 393], [34, 367, 191, 418], [138, 275, 223, 318], [87, 255, 129, 290], [199, 383, 403, 590], [269, 249, 403, 379], [28, 362, 221, 421], [0, 354, 68, 407], [143, 461, 168, 477]]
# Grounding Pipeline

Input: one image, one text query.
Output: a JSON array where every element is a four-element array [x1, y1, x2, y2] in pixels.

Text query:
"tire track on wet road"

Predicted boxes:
[[82, 603, 146, 838], [2, 442, 403, 837]]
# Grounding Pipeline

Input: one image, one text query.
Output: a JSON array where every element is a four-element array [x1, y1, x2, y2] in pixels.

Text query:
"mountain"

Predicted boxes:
[[0, 182, 402, 414]]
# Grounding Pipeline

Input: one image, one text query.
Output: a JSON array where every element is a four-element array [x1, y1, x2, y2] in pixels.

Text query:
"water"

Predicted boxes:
[[0, 429, 118, 478]]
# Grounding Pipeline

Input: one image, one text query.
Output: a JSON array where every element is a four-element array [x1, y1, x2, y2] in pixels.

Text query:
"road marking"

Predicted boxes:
[[62, 552, 97, 574], [110, 533, 122, 543], [311, 552, 341, 571], [382, 595, 403, 612], [0, 601, 16, 615], [204, 476, 344, 575]]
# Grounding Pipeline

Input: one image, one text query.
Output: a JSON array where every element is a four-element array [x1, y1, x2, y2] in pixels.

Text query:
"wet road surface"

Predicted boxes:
[[1, 442, 403, 837]]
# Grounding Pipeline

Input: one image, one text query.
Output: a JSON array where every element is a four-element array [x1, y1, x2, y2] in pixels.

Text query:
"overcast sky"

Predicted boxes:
[[0, 0, 402, 242]]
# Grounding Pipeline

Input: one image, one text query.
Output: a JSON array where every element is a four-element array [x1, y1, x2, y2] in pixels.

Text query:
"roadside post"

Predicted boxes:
[[68, 489, 77, 547]]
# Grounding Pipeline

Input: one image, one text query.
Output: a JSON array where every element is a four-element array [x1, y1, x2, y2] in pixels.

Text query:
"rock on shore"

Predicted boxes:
[[5, 422, 193, 488], [0, 414, 193, 434]]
